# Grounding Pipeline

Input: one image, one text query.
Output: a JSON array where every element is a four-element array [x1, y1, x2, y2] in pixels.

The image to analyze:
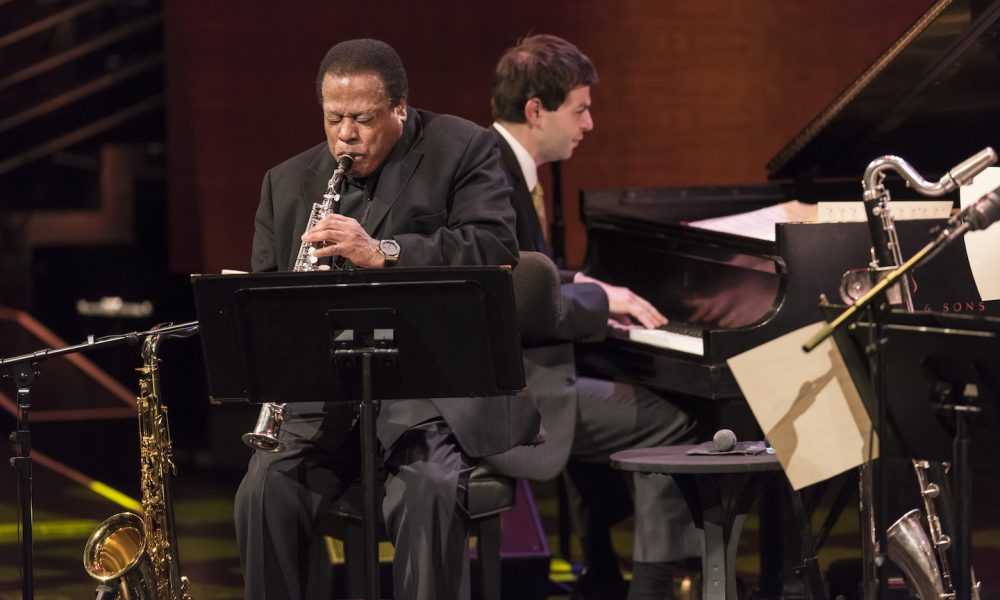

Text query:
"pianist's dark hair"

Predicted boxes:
[[316, 38, 409, 107], [491, 34, 598, 122]]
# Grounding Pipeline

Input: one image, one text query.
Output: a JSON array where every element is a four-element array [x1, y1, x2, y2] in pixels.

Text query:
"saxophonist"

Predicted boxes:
[[236, 38, 540, 600]]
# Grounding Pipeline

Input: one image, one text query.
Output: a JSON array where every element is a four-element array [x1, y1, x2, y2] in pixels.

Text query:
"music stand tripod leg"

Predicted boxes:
[[335, 342, 398, 600], [360, 351, 380, 600]]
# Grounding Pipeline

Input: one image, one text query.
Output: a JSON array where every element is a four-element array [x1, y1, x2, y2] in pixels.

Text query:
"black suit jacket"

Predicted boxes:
[[491, 128, 551, 257], [485, 128, 610, 479], [250, 110, 540, 457]]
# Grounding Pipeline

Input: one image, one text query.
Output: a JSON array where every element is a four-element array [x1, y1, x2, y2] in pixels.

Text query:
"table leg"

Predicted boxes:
[[676, 473, 772, 600]]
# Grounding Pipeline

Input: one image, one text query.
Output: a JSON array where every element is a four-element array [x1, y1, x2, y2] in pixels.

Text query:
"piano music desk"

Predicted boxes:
[[610, 445, 781, 600]]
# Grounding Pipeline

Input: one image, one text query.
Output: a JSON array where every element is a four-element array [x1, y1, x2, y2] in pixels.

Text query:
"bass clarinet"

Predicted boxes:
[[852, 149, 993, 599]]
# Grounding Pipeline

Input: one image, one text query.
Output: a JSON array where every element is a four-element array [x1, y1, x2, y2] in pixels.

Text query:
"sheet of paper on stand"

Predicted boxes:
[[959, 166, 1000, 301], [817, 200, 953, 223], [686, 199, 956, 243], [726, 321, 877, 490]]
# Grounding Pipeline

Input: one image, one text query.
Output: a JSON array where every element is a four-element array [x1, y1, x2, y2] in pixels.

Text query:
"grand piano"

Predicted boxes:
[[576, 0, 1000, 402]]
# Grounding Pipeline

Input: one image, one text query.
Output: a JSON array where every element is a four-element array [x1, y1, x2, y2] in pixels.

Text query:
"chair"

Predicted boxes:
[[320, 463, 518, 600], [320, 252, 561, 600]]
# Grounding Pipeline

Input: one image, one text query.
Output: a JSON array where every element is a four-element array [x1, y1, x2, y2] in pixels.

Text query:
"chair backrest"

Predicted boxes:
[[510, 251, 561, 342]]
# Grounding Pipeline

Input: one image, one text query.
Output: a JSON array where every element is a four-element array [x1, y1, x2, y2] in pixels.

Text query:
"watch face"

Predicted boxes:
[[380, 239, 400, 257]]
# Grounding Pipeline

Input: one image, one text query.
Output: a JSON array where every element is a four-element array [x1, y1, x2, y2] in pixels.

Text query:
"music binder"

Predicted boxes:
[[191, 267, 525, 404], [827, 308, 1000, 464]]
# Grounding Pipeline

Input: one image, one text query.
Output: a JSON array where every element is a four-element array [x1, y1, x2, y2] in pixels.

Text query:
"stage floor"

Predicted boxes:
[[3, 439, 1000, 599]]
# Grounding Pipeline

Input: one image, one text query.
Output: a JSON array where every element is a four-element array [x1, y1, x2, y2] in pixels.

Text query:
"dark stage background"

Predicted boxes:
[[0, 0, 938, 469], [163, 0, 932, 274]]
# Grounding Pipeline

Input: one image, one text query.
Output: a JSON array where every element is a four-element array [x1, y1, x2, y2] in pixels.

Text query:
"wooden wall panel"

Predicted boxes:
[[166, 1, 933, 272]]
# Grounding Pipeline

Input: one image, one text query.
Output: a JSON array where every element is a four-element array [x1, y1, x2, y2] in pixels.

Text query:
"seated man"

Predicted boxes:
[[235, 38, 540, 600], [483, 34, 700, 600]]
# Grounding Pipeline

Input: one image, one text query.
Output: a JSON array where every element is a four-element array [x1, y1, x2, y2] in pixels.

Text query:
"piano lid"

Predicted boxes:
[[767, 0, 1000, 192]]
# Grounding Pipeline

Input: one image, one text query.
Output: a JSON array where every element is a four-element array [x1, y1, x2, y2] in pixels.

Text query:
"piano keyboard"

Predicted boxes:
[[627, 322, 704, 356]]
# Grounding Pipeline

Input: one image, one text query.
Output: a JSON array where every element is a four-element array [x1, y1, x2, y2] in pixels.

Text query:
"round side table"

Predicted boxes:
[[611, 445, 781, 600]]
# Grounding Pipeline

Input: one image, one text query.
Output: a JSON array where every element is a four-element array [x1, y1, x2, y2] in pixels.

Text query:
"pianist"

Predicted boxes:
[[483, 34, 700, 600]]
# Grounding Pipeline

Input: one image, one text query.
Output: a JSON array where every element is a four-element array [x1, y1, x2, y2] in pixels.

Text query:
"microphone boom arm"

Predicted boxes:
[[804, 235, 944, 353]]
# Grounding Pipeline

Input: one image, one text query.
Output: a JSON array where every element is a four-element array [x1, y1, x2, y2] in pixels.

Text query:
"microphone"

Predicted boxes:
[[919, 185, 1000, 270], [949, 186, 1000, 232], [511, 252, 561, 342], [713, 428, 737, 452]]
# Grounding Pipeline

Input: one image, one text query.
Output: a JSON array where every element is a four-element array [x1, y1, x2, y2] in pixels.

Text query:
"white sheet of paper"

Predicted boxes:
[[817, 200, 953, 223], [959, 167, 1000, 301], [727, 321, 878, 490], [687, 201, 817, 241]]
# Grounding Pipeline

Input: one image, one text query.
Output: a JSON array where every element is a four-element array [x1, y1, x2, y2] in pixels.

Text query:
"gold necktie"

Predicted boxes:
[[531, 184, 548, 242]]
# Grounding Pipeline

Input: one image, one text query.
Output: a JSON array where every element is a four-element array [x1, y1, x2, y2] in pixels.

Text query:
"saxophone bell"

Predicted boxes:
[[84, 512, 158, 599], [242, 402, 286, 452]]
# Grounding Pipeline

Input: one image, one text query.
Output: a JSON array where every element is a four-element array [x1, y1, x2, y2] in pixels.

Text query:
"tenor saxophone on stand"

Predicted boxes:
[[851, 149, 993, 598], [242, 153, 354, 452], [83, 322, 199, 600]]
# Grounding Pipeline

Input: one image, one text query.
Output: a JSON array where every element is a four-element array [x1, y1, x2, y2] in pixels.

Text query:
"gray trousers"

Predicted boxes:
[[234, 412, 474, 600], [567, 376, 701, 563]]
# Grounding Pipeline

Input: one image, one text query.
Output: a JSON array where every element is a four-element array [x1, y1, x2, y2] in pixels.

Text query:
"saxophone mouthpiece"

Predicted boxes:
[[331, 154, 354, 190], [336, 154, 355, 174]]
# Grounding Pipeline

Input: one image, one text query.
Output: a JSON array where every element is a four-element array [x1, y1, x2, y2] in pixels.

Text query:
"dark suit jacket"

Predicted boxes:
[[485, 128, 610, 479], [250, 109, 540, 457]]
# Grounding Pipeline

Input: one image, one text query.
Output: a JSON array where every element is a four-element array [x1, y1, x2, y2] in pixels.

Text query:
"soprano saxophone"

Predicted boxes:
[[242, 153, 354, 452], [293, 153, 355, 272], [83, 322, 199, 600]]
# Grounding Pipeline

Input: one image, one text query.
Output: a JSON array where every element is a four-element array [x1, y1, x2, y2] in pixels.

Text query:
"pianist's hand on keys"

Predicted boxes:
[[573, 272, 667, 329]]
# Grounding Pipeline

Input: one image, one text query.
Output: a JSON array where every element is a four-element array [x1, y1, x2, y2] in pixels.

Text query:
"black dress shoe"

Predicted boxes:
[[572, 570, 629, 600]]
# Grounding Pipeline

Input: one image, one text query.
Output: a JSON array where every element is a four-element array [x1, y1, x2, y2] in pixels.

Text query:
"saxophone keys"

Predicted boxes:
[[922, 483, 941, 499]]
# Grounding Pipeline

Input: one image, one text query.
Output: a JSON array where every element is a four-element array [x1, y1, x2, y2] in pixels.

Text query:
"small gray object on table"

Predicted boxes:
[[610, 445, 781, 600], [686, 440, 768, 456]]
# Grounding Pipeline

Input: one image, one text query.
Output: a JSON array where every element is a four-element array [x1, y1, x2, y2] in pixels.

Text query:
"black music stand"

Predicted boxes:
[[828, 308, 1000, 600], [191, 267, 525, 600]]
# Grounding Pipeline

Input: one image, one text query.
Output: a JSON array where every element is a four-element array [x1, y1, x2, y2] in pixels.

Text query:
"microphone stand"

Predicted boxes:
[[1, 320, 199, 600], [803, 219, 987, 599]]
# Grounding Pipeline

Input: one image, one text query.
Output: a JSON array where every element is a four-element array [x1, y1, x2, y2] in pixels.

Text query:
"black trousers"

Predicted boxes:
[[234, 411, 475, 600]]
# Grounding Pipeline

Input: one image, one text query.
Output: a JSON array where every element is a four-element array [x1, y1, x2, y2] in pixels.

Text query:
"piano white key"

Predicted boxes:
[[627, 327, 704, 356]]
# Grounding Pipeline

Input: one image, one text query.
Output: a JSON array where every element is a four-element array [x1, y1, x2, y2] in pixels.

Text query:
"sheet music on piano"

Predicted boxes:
[[686, 200, 816, 241]]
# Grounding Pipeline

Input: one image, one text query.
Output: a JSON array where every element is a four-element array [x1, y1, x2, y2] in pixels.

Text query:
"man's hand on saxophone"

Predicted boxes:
[[301, 213, 385, 268]]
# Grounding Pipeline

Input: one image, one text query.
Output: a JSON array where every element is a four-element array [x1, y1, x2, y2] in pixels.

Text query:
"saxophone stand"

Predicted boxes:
[[0, 321, 199, 600], [805, 210, 1000, 600]]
